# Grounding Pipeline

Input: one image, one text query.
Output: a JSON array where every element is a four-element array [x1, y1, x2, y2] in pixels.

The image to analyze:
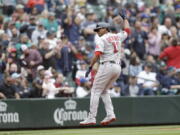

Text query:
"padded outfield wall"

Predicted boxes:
[[0, 96, 180, 129]]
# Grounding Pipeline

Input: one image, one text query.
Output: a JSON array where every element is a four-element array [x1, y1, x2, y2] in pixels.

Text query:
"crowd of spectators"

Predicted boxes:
[[0, 0, 180, 99]]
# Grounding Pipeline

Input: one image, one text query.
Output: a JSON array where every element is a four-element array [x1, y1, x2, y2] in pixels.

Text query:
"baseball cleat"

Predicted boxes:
[[80, 118, 96, 126], [100, 116, 116, 126]]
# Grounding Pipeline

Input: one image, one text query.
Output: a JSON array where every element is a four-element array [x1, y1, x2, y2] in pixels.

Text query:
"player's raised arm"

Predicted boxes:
[[119, 9, 131, 35]]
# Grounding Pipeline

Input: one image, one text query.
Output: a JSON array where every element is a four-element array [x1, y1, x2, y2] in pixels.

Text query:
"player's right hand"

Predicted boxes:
[[85, 66, 92, 77]]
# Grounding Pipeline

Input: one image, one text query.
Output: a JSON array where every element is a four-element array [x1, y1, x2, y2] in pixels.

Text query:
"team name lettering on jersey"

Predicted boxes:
[[106, 36, 120, 42]]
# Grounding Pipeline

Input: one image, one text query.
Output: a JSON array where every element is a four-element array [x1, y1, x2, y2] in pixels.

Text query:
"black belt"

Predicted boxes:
[[100, 61, 116, 65]]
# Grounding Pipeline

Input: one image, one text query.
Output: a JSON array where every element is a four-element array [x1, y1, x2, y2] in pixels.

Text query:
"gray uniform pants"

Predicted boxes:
[[89, 62, 121, 119]]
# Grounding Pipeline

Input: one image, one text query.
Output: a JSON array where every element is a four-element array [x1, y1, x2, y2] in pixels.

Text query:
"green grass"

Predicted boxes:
[[1, 125, 180, 135]]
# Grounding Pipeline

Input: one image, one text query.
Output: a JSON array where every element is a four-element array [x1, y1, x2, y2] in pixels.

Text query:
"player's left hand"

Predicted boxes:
[[85, 66, 92, 78], [119, 8, 127, 20]]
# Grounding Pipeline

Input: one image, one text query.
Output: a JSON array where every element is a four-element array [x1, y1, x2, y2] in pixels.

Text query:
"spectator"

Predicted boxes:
[[6, 23, 17, 38], [27, 0, 45, 13], [41, 12, 58, 32], [122, 76, 141, 97], [75, 61, 87, 85], [5, 62, 19, 76], [170, 26, 178, 40], [42, 70, 73, 98], [109, 82, 121, 97], [0, 33, 10, 50], [160, 33, 170, 51], [20, 45, 42, 78], [11, 72, 32, 98], [140, 13, 151, 33], [81, 12, 97, 47], [137, 63, 159, 96], [76, 78, 90, 98], [159, 38, 180, 69], [128, 54, 142, 76], [54, 73, 75, 97], [156, 61, 167, 86], [76, 36, 93, 61], [7, 47, 19, 65], [105, 7, 115, 25], [2, 0, 16, 16], [170, 69, 180, 95], [130, 20, 148, 59], [0, 16, 4, 33], [31, 21, 47, 45], [0, 75, 20, 99], [39, 39, 61, 70], [160, 67, 178, 95], [158, 17, 173, 36], [45, 31, 57, 50], [145, 54, 158, 72], [15, 34, 32, 58], [32, 65, 45, 97], [42, 69, 60, 98], [0, 52, 6, 80], [9, 27, 20, 44], [57, 35, 78, 76], [77, 6, 86, 21], [13, 4, 29, 29], [62, 13, 84, 45], [147, 26, 161, 57]]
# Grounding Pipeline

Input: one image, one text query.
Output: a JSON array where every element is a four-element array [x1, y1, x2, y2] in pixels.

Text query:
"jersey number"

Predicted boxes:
[[112, 42, 119, 53]]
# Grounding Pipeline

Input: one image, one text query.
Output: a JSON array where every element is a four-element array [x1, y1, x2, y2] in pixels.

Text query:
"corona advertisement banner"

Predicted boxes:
[[0, 96, 180, 129]]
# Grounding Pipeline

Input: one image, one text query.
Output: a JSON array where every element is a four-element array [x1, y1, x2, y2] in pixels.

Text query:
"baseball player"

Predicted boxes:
[[80, 9, 130, 126]]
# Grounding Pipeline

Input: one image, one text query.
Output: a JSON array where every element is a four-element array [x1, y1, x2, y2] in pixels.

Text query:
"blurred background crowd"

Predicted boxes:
[[0, 0, 180, 99]]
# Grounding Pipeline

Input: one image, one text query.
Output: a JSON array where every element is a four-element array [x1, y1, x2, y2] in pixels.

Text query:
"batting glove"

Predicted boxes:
[[85, 66, 92, 78], [119, 8, 127, 20]]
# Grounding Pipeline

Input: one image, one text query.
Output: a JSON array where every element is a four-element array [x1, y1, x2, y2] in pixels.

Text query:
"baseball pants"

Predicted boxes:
[[89, 62, 121, 119]]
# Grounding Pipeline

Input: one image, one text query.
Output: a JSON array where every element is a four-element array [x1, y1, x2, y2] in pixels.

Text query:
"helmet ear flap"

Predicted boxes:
[[107, 28, 110, 32]]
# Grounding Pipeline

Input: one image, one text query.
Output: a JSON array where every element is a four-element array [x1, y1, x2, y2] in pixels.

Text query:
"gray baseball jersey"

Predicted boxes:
[[95, 31, 128, 64]]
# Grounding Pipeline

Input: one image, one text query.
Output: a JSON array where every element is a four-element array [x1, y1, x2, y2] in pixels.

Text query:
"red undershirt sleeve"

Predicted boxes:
[[94, 51, 103, 57], [124, 28, 131, 35]]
